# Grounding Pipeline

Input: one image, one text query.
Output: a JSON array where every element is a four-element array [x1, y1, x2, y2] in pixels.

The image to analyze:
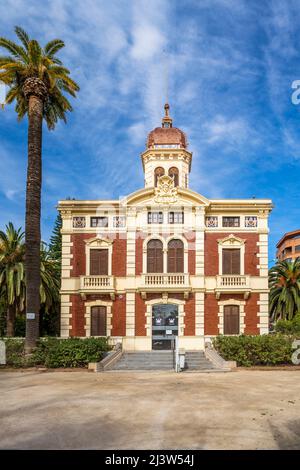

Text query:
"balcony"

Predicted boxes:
[[139, 273, 191, 299], [79, 275, 115, 299], [215, 275, 250, 299]]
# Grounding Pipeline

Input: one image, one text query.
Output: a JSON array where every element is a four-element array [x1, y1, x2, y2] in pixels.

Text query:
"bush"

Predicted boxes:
[[275, 314, 300, 335], [2, 337, 111, 368], [213, 334, 295, 367]]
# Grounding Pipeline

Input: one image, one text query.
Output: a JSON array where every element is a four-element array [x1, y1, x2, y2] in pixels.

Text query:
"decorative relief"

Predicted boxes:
[[245, 216, 257, 228], [113, 216, 126, 228], [205, 216, 218, 227], [73, 216, 86, 228], [154, 175, 178, 205]]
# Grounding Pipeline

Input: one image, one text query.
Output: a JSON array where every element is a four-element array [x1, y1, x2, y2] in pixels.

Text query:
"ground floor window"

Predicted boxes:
[[223, 305, 240, 335], [91, 306, 107, 336]]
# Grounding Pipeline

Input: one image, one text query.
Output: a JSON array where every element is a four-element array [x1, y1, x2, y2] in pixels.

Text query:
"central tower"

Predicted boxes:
[[141, 104, 193, 189]]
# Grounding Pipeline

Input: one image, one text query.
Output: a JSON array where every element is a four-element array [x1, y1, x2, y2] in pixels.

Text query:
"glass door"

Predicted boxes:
[[152, 304, 178, 350]]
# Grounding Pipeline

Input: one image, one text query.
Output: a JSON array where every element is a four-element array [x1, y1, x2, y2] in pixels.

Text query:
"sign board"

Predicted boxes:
[[166, 329, 173, 335], [26, 313, 35, 320]]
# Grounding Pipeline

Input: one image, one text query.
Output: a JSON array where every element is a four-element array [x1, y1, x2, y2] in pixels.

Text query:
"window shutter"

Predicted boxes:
[[147, 240, 163, 273], [231, 249, 240, 275], [168, 240, 184, 273], [90, 249, 100, 275], [222, 249, 240, 275], [224, 305, 239, 334], [90, 249, 108, 275], [91, 306, 107, 336]]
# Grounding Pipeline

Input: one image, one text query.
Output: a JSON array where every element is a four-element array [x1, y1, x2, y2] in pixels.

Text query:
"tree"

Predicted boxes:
[[0, 27, 79, 351], [49, 213, 62, 266], [269, 257, 300, 321], [0, 223, 25, 336]]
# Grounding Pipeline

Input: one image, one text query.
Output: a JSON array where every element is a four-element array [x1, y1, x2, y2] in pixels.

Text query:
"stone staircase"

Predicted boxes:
[[108, 351, 174, 370], [184, 351, 215, 371], [106, 350, 221, 371]]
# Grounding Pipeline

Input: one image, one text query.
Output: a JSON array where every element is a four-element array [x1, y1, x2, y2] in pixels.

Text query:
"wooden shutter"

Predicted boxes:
[[147, 240, 163, 273], [91, 306, 107, 336], [222, 249, 240, 275], [224, 305, 239, 335], [168, 239, 184, 273], [90, 249, 108, 275]]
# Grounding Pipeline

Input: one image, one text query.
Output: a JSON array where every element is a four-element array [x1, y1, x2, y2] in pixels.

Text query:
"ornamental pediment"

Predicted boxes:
[[217, 234, 245, 246], [84, 237, 113, 247]]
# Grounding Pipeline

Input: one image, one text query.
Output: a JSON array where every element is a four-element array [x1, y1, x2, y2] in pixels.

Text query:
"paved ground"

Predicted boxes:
[[0, 369, 300, 450]]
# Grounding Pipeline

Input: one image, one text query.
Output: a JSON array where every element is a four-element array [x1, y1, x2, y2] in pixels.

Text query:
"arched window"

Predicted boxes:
[[154, 167, 165, 186], [167, 239, 184, 273], [147, 239, 163, 273], [168, 167, 179, 187]]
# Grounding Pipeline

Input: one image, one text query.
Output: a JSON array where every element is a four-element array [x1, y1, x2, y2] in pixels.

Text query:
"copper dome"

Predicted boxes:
[[146, 104, 187, 149]]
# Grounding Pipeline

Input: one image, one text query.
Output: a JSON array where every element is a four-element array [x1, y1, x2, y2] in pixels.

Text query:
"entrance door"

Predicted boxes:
[[152, 304, 178, 350]]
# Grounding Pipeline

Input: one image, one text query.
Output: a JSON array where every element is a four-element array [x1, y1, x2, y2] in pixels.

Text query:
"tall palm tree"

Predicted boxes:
[[269, 257, 300, 321], [0, 223, 25, 336], [0, 27, 79, 351]]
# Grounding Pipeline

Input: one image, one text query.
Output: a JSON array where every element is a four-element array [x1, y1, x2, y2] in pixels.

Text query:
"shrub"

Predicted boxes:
[[2, 337, 111, 368], [275, 314, 300, 335], [213, 334, 294, 367]]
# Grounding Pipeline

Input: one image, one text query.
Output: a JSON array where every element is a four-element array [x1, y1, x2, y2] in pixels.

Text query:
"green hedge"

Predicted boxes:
[[213, 334, 295, 367], [275, 314, 300, 335], [3, 337, 111, 368]]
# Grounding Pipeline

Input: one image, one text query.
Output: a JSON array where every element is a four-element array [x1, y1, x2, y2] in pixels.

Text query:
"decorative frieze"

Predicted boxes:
[[73, 216, 86, 228], [113, 216, 126, 228], [245, 216, 257, 228], [205, 216, 218, 227]]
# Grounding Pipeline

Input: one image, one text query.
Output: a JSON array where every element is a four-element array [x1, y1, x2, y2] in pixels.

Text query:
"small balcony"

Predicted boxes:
[[139, 273, 191, 299], [79, 275, 115, 299], [215, 275, 250, 299]]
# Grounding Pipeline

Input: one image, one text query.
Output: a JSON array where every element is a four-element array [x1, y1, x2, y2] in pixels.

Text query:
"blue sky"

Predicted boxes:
[[0, 0, 300, 262]]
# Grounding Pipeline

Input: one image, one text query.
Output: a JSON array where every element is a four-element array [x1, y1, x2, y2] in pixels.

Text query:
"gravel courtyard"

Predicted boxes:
[[0, 369, 299, 450]]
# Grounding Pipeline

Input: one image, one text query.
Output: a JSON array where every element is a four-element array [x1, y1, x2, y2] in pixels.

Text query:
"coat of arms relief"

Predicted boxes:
[[154, 175, 178, 204]]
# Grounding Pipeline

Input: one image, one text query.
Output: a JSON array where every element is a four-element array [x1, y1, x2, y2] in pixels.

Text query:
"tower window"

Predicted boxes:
[[168, 167, 179, 187], [154, 167, 165, 186]]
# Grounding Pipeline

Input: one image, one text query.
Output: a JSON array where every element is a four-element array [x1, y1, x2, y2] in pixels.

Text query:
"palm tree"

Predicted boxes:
[[0, 223, 25, 336], [0, 27, 79, 351], [269, 257, 300, 321]]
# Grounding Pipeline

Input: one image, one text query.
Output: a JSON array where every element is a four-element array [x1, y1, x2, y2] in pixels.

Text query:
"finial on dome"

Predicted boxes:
[[162, 103, 172, 128]]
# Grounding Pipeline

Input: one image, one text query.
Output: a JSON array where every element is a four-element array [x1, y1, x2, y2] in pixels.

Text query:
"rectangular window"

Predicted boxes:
[[222, 217, 240, 227], [91, 306, 107, 336], [91, 216, 108, 228], [222, 249, 240, 275], [148, 212, 163, 224], [90, 249, 108, 275], [224, 305, 240, 335], [168, 212, 184, 224], [295, 245, 300, 252]]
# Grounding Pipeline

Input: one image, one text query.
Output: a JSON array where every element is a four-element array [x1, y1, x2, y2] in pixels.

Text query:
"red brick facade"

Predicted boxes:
[[204, 294, 219, 335], [135, 294, 146, 336], [184, 294, 195, 335], [70, 294, 85, 336], [204, 232, 259, 276], [244, 293, 259, 334], [111, 295, 126, 336]]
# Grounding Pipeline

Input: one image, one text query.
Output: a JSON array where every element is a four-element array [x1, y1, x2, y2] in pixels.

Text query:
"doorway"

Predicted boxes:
[[152, 304, 178, 350]]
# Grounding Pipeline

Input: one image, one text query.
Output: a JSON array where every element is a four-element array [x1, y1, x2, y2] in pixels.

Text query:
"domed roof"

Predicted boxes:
[[146, 104, 187, 149]]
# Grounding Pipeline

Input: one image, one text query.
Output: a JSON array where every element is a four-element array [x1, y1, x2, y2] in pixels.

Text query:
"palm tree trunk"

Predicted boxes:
[[6, 303, 16, 337], [24, 80, 45, 353]]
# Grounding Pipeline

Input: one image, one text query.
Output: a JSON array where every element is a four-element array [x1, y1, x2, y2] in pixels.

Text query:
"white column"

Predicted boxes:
[[195, 207, 205, 276], [126, 291, 135, 336], [195, 292, 204, 336], [126, 208, 136, 275], [258, 293, 269, 334], [60, 294, 71, 337]]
